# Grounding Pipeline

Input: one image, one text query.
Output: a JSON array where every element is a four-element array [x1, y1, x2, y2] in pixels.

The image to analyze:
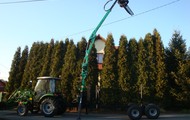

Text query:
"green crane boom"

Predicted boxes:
[[77, 0, 133, 119]]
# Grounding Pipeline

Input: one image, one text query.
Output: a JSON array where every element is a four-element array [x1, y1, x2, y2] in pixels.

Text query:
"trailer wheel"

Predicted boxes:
[[17, 104, 28, 116], [145, 104, 160, 119], [127, 105, 142, 120], [41, 98, 57, 117]]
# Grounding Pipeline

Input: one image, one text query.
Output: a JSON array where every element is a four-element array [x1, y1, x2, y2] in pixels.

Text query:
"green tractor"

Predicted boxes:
[[8, 76, 67, 117]]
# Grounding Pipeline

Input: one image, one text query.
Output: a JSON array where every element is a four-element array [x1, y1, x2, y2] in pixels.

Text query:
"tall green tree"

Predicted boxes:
[[61, 40, 77, 102], [152, 29, 167, 103], [127, 38, 138, 102], [117, 35, 130, 105], [31, 42, 48, 88], [6, 47, 21, 94], [136, 38, 147, 103], [100, 34, 118, 107], [165, 30, 189, 108], [143, 33, 156, 102], [17, 46, 29, 89], [50, 40, 65, 77], [40, 39, 55, 76], [21, 42, 48, 89]]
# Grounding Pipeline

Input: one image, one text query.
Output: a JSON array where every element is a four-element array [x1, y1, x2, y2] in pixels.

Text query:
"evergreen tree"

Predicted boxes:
[[152, 29, 167, 103], [165, 30, 188, 108], [61, 40, 77, 102], [6, 47, 21, 94], [50, 40, 65, 77], [31, 42, 48, 88], [166, 31, 187, 73], [127, 38, 138, 102], [21, 42, 48, 89], [144, 33, 157, 102], [64, 38, 70, 51], [17, 46, 29, 89], [21, 43, 37, 88], [117, 35, 130, 105], [40, 39, 55, 76], [100, 34, 118, 107], [136, 38, 147, 103]]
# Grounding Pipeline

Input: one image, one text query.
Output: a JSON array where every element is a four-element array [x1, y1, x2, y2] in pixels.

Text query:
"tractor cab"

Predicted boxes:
[[34, 77, 61, 101]]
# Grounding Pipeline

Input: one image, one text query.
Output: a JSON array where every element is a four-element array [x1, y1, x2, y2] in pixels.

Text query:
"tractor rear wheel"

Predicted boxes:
[[17, 104, 28, 116], [40, 98, 57, 117]]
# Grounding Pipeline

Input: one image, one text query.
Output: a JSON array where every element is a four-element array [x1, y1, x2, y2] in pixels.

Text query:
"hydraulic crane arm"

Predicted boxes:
[[77, 0, 133, 119]]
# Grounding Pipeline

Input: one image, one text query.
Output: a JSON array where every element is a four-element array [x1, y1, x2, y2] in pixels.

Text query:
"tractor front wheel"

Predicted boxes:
[[17, 104, 28, 116], [41, 98, 57, 117]]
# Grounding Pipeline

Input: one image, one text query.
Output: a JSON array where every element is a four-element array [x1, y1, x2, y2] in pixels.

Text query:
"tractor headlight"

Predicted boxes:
[[29, 98, 32, 101]]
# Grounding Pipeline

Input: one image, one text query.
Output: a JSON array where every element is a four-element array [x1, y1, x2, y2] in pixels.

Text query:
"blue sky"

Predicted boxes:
[[0, 0, 190, 81]]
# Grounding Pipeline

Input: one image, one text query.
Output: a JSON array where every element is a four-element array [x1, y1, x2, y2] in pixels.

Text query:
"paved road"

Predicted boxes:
[[0, 110, 190, 120]]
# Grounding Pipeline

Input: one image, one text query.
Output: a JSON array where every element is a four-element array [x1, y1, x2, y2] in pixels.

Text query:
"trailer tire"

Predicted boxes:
[[127, 104, 142, 120], [145, 103, 160, 119], [17, 104, 28, 116], [41, 98, 57, 117]]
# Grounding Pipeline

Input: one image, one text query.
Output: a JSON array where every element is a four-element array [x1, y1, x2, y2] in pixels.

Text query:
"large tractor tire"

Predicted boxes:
[[145, 103, 160, 119], [40, 98, 57, 117], [17, 104, 28, 116], [127, 104, 142, 120]]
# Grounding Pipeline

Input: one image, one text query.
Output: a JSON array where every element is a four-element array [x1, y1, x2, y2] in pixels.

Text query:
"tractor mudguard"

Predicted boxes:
[[38, 93, 54, 102]]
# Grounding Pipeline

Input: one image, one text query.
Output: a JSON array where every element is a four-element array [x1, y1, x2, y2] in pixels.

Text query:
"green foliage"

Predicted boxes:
[[16, 46, 29, 89], [171, 61, 190, 104], [21, 42, 48, 89], [6, 47, 21, 94], [50, 40, 66, 77], [165, 31, 189, 108], [40, 39, 55, 76], [136, 38, 147, 103], [152, 29, 167, 103], [127, 38, 139, 102], [100, 34, 118, 107], [61, 40, 77, 102], [117, 35, 130, 104], [143, 33, 157, 102]]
